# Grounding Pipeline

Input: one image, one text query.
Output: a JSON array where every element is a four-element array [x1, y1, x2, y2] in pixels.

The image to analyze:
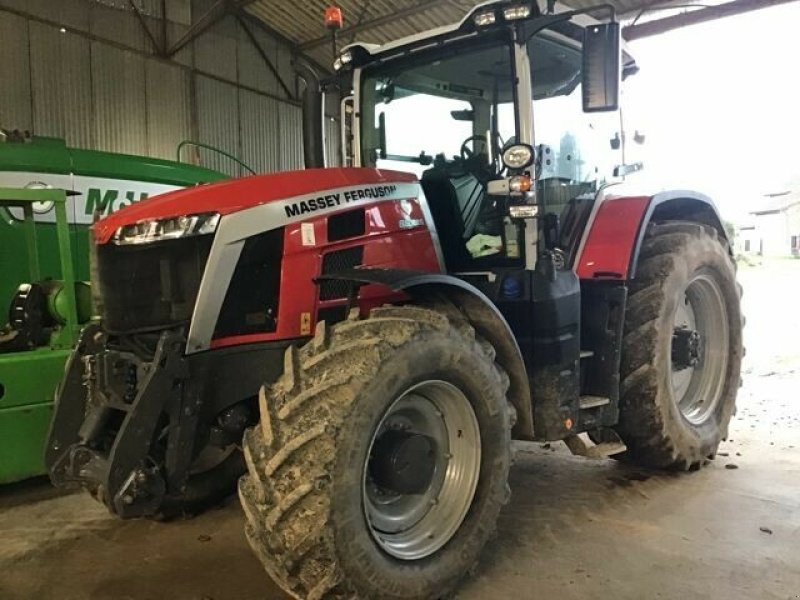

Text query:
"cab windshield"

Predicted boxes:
[[359, 29, 620, 190], [360, 40, 517, 178]]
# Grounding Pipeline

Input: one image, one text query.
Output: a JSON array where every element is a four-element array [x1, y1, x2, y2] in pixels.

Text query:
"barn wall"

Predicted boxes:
[[0, 0, 305, 176]]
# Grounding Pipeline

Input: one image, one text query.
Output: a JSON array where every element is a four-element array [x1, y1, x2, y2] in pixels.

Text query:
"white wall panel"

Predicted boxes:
[[146, 59, 192, 160], [237, 24, 279, 95], [196, 75, 242, 176], [239, 89, 281, 173], [92, 44, 148, 155], [278, 103, 303, 171], [0, 12, 32, 131], [194, 29, 237, 81], [0, 0, 89, 31], [325, 118, 340, 167], [29, 23, 94, 148], [90, 3, 145, 53]]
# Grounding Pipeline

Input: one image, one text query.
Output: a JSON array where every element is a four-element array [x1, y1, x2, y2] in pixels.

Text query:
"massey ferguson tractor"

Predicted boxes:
[[46, 2, 743, 599]]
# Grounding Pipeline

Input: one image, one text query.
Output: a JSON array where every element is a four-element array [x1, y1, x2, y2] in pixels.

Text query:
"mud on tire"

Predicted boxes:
[[239, 304, 513, 600], [615, 221, 743, 469]]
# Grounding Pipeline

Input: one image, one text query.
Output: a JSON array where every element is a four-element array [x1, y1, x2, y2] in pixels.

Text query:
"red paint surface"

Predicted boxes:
[[93, 168, 418, 244], [209, 197, 439, 349], [576, 195, 651, 280]]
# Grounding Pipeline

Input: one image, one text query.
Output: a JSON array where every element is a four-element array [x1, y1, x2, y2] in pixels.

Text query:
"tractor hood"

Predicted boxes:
[[93, 167, 417, 244]]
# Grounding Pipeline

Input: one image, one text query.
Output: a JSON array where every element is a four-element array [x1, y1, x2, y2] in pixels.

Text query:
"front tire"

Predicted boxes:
[[239, 304, 512, 600], [615, 221, 743, 469]]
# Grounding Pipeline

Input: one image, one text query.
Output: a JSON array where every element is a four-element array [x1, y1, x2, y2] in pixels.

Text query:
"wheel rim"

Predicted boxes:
[[362, 380, 481, 560], [671, 270, 730, 425]]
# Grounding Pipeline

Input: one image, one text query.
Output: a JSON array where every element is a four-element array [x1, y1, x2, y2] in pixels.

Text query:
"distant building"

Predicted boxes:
[[737, 190, 800, 257]]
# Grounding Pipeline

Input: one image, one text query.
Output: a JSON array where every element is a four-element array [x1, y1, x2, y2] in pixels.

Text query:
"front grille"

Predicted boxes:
[[319, 246, 364, 301], [96, 236, 213, 334], [214, 228, 284, 339]]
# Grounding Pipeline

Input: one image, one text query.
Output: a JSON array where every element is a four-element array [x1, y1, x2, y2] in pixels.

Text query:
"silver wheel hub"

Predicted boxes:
[[671, 270, 730, 425], [363, 380, 481, 560]]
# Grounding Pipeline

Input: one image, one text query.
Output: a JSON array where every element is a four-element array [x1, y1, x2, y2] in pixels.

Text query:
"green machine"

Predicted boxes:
[[0, 187, 85, 483], [0, 134, 228, 483]]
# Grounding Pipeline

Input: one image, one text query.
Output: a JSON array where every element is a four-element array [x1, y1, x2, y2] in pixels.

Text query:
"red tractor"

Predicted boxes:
[[46, 2, 742, 598]]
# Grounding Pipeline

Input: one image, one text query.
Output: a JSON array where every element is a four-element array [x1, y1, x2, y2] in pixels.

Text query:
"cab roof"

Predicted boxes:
[[341, 0, 636, 70]]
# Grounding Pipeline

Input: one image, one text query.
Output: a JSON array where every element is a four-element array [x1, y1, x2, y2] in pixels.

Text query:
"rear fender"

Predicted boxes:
[[576, 189, 730, 281], [316, 269, 534, 440]]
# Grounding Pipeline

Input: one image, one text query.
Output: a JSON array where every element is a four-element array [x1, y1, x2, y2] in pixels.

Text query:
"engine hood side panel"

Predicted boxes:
[[92, 168, 418, 244]]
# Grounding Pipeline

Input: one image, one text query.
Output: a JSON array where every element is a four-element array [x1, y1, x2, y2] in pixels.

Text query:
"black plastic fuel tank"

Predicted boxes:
[[461, 255, 582, 441], [529, 254, 581, 440]]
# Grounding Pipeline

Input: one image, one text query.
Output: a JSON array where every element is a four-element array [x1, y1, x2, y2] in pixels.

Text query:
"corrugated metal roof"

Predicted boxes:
[[243, 0, 664, 69], [245, 0, 477, 69]]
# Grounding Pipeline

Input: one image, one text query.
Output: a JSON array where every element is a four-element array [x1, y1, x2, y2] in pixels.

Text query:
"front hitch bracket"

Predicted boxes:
[[45, 327, 193, 518]]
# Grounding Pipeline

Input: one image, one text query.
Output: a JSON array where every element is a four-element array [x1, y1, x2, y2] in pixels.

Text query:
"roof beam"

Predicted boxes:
[[129, 0, 165, 55], [298, 0, 455, 51], [235, 10, 332, 76], [623, 0, 799, 40], [235, 13, 296, 99], [166, 0, 229, 56], [166, 0, 262, 57]]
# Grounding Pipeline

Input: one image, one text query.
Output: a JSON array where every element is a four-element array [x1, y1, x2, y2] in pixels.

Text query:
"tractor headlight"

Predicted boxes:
[[334, 50, 353, 71], [473, 11, 497, 26], [112, 212, 220, 245], [503, 4, 532, 21], [502, 144, 534, 170]]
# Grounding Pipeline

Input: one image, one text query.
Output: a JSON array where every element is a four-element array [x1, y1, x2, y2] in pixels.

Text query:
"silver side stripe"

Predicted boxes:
[[186, 181, 421, 353]]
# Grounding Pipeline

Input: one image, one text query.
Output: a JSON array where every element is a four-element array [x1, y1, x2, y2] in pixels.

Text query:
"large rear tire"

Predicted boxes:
[[615, 221, 743, 469], [239, 304, 512, 599]]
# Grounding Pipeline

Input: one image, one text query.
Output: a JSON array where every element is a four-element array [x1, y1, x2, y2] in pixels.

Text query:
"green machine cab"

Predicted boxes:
[[0, 135, 228, 483]]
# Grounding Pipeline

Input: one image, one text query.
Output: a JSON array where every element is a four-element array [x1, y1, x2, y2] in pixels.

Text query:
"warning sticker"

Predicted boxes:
[[301, 222, 316, 246]]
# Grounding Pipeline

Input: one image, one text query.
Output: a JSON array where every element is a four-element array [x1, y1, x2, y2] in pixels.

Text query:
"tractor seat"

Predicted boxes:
[[420, 169, 486, 271]]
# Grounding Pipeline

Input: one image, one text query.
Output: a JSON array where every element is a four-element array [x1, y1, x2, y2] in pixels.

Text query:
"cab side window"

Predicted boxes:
[[528, 34, 623, 218]]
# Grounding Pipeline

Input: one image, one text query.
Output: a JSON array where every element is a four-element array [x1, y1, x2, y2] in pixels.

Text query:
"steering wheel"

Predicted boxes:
[[460, 135, 491, 161], [460, 133, 506, 176]]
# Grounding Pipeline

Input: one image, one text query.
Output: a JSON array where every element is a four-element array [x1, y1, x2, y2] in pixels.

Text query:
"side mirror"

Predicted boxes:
[[582, 22, 620, 112]]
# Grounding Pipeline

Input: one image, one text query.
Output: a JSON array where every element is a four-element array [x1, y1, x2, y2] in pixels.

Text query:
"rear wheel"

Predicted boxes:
[[615, 221, 743, 469], [239, 304, 512, 600]]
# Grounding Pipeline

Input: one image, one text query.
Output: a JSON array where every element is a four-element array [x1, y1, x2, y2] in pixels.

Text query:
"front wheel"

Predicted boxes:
[[615, 221, 743, 469], [239, 304, 512, 600]]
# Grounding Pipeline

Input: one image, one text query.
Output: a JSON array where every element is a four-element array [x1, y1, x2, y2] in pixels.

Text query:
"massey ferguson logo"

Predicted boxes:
[[399, 198, 424, 229], [283, 184, 398, 218]]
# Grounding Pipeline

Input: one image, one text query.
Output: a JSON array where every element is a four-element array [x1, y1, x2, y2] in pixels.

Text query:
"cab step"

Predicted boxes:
[[580, 350, 594, 359], [564, 431, 626, 459], [579, 395, 610, 409]]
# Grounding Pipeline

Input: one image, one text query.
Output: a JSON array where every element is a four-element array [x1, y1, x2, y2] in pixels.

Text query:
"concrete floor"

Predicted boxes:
[[1, 260, 799, 600]]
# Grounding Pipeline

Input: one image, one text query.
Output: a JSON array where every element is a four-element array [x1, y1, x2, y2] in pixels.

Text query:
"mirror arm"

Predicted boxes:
[[524, 4, 617, 44], [613, 162, 644, 177], [378, 112, 387, 159]]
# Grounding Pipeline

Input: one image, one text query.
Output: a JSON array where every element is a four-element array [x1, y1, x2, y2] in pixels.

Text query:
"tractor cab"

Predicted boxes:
[[335, 2, 635, 274]]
